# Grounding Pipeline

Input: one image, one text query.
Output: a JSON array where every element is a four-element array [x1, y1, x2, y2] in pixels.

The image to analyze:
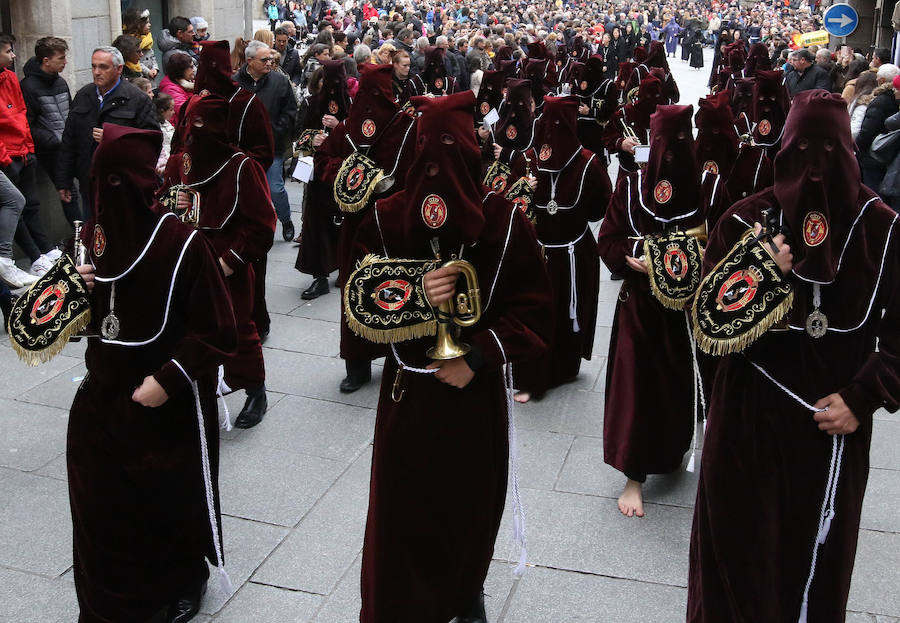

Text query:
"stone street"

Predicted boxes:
[[1, 48, 898, 622]]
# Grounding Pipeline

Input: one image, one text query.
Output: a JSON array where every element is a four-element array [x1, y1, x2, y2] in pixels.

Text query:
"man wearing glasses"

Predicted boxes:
[[234, 40, 297, 244]]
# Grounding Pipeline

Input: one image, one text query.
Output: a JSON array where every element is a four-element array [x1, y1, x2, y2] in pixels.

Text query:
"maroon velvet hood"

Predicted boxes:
[[633, 46, 648, 63], [730, 77, 756, 120], [630, 75, 664, 119], [774, 90, 861, 283], [643, 104, 700, 220], [194, 39, 235, 96], [309, 59, 352, 122], [179, 94, 237, 183], [422, 46, 450, 93], [645, 40, 669, 73], [496, 78, 536, 151], [534, 96, 582, 172], [403, 92, 486, 244], [744, 43, 771, 77], [346, 63, 398, 145], [695, 91, 738, 177], [475, 69, 506, 123], [752, 70, 790, 145], [90, 124, 165, 278]]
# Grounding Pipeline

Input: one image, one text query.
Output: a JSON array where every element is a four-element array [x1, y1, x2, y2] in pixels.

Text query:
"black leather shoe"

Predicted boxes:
[[451, 591, 488, 623], [610, 271, 625, 281], [301, 276, 329, 300], [258, 326, 270, 345], [339, 360, 372, 393], [281, 220, 295, 242], [166, 580, 207, 623], [234, 387, 267, 429]]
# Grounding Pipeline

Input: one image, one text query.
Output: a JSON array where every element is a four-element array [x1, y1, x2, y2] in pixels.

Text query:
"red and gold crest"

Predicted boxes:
[[654, 180, 673, 204], [434, 77, 444, 90], [716, 268, 761, 312], [93, 225, 106, 257], [758, 119, 771, 136], [703, 160, 719, 175], [491, 176, 508, 193], [539, 144, 552, 161], [506, 125, 518, 140], [30, 283, 67, 326], [513, 197, 529, 213], [361, 119, 376, 138], [374, 279, 413, 311], [802, 211, 828, 247], [664, 245, 689, 281], [346, 166, 366, 191], [421, 194, 447, 229], [182, 153, 192, 176], [480, 101, 491, 116], [328, 100, 339, 114]]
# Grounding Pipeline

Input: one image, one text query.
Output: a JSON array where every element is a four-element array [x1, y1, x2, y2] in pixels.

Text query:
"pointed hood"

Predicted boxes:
[[643, 105, 700, 220], [309, 59, 352, 121], [695, 91, 738, 177], [346, 64, 399, 145], [496, 78, 536, 151], [534, 96, 582, 171], [752, 69, 790, 146], [475, 70, 505, 123], [194, 39, 235, 96]]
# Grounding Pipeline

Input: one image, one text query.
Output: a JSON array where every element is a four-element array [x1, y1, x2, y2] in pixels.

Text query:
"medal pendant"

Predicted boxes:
[[100, 312, 120, 340], [805, 309, 828, 339], [547, 200, 559, 215]]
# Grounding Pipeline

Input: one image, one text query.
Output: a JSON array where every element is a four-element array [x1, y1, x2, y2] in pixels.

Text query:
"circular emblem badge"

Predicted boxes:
[[802, 211, 828, 247], [347, 166, 365, 191], [93, 225, 106, 257], [758, 119, 771, 136], [506, 125, 518, 140], [328, 100, 339, 115], [513, 197, 529, 214], [30, 283, 67, 326], [580, 80, 588, 91], [361, 119, 376, 138], [654, 180, 673, 204], [434, 77, 444, 90], [480, 101, 491, 116], [703, 160, 719, 175], [664, 246, 689, 281], [491, 175, 508, 193], [716, 268, 761, 312], [182, 153, 192, 176], [421, 194, 447, 229], [539, 144, 552, 161], [374, 279, 412, 311]]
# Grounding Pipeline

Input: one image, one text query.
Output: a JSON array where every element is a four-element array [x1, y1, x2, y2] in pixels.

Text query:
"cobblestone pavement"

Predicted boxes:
[[1, 48, 898, 623]]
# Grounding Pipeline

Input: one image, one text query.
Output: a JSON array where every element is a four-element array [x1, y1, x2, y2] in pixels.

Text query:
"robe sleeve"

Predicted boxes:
[[584, 152, 612, 222], [153, 234, 239, 397], [314, 124, 350, 184], [839, 233, 900, 422], [221, 159, 277, 270], [602, 110, 626, 153], [597, 181, 637, 274], [468, 208, 553, 371]]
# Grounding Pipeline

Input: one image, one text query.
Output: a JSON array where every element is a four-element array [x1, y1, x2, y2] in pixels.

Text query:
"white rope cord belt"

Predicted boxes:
[[539, 226, 590, 333], [745, 358, 844, 623], [683, 312, 707, 472], [216, 365, 233, 431], [190, 381, 233, 597]]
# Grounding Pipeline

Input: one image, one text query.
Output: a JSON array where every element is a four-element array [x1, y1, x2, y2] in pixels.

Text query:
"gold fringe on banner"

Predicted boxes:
[[333, 152, 385, 213], [10, 308, 91, 367], [644, 233, 704, 311]]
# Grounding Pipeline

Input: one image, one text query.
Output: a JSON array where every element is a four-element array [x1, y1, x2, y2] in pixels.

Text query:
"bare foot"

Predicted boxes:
[[617, 479, 644, 518], [514, 391, 531, 403]]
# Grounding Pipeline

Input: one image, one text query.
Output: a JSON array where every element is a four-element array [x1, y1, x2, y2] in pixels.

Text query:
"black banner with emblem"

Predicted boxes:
[[644, 231, 704, 310], [333, 151, 385, 213], [344, 254, 440, 343], [691, 229, 794, 355], [504, 176, 536, 224], [483, 159, 512, 194], [8, 255, 92, 366]]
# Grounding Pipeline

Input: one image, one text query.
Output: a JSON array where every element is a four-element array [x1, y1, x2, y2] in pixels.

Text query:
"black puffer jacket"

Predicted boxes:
[[20, 56, 71, 152], [55, 78, 159, 193], [234, 66, 297, 153], [856, 83, 900, 170]]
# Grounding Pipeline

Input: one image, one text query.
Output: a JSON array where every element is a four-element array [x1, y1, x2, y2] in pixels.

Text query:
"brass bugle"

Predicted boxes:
[[426, 259, 482, 361], [628, 222, 708, 243]]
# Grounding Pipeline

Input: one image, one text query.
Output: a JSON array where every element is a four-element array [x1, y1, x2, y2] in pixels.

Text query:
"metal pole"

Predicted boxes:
[[244, 0, 254, 40]]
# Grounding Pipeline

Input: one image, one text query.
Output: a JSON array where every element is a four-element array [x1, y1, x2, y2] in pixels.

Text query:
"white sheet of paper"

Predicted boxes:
[[483, 108, 500, 130], [292, 156, 314, 183], [634, 145, 651, 164]]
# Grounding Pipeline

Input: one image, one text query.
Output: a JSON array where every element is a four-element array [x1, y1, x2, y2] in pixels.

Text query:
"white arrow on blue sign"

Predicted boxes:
[[823, 3, 859, 37]]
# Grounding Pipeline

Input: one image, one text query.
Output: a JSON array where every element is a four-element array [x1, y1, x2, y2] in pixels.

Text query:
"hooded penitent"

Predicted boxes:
[[695, 90, 738, 178], [525, 58, 553, 105], [496, 78, 536, 152], [752, 69, 790, 146], [194, 39, 234, 96], [643, 104, 700, 220], [645, 40, 669, 74], [310, 59, 352, 121], [633, 46, 648, 64], [475, 69, 505, 124], [345, 63, 399, 146], [90, 124, 165, 278], [744, 42, 772, 77], [730, 77, 756, 120], [534, 95, 582, 172], [774, 90, 861, 283], [629, 75, 664, 124], [422, 46, 452, 94], [566, 61, 586, 92], [403, 91, 486, 245]]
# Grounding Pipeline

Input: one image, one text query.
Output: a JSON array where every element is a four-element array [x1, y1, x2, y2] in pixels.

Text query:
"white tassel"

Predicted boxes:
[[568, 244, 580, 333], [686, 451, 695, 473], [798, 601, 808, 623], [817, 510, 834, 545], [505, 361, 528, 578], [216, 365, 233, 431]]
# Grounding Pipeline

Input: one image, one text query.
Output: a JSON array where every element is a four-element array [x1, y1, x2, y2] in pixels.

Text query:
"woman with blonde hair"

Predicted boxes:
[[231, 37, 248, 70], [253, 29, 275, 48], [375, 43, 396, 65]]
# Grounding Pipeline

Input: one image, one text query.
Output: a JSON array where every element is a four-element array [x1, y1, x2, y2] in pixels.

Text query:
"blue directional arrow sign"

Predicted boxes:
[[823, 3, 859, 37]]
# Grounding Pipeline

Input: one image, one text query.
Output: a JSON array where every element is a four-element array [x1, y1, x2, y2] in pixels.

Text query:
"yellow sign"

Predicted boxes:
[[793, 30, 830, 47]]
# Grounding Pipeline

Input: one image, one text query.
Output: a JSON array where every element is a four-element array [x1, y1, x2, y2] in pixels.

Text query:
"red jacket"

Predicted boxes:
[[0, 68, 35, 166]]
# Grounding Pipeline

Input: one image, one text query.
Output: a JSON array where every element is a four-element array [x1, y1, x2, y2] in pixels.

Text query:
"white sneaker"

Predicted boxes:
[[30, 254, 55, 276], [0, 257, 39, 288], [45, 248, 62, 261]]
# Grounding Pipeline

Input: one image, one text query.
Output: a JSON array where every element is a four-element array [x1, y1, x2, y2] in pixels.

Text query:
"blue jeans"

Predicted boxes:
[[266, 155, 292, 224]]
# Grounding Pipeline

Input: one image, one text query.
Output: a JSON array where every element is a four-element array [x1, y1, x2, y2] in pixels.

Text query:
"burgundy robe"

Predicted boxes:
[[69, 214, 237, 621], [515, 148, 611, 395], [688, 189, 900, 622], [354, 193, 552, 623], [598, 170, 706, 477]]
